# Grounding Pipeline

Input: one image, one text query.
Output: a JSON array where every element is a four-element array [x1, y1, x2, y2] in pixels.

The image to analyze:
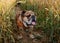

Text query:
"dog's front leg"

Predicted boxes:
[[17, 27, 24, 39]]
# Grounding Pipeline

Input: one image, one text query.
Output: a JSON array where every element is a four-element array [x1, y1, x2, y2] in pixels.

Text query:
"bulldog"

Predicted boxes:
[[16, 10, 36, 29], [16, 10, 36, 39]]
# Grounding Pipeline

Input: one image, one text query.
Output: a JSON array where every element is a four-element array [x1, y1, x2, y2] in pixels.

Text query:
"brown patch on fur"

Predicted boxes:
[[17, 18, 24, 28]]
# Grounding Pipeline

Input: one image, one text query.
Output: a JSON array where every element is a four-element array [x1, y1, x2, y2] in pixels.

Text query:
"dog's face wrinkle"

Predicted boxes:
[[26, 14, 31, 18]]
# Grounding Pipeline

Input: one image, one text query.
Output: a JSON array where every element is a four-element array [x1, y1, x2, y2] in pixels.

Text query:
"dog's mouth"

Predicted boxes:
[[32, 22, 36, 25]]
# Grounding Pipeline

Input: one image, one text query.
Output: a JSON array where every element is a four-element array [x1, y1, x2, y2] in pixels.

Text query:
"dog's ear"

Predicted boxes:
[[21, 10, 26, 16]]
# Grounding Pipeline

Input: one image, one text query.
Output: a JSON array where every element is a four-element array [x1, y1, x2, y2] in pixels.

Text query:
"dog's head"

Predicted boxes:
[[21, 10, 36, 27]]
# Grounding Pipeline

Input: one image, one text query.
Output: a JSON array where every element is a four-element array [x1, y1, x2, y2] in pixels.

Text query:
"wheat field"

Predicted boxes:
[[0, 0, 60, 43]]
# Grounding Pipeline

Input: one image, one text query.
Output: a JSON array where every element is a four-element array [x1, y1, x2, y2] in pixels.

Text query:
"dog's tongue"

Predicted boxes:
[[32, 22, 36, 25]]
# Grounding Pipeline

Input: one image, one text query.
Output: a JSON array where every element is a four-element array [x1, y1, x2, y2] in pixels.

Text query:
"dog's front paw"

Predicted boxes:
[[17, 34, 23, 40], [29, 34, 35, 39]]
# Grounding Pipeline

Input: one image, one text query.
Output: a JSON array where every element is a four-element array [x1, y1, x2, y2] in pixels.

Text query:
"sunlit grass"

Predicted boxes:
[[0, 0, 27, 42], [0, 0, 16, 42]]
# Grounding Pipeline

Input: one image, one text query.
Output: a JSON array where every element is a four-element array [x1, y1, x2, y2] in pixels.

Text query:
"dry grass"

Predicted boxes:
[[29, 0, 60, 14], [0, 0, 16, 43], [0, 0, 60, 43], [0, 0, 16, 14]]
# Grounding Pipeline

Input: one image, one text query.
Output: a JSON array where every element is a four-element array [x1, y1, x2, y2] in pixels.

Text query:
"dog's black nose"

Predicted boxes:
[[31, 15, 36, 22]]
